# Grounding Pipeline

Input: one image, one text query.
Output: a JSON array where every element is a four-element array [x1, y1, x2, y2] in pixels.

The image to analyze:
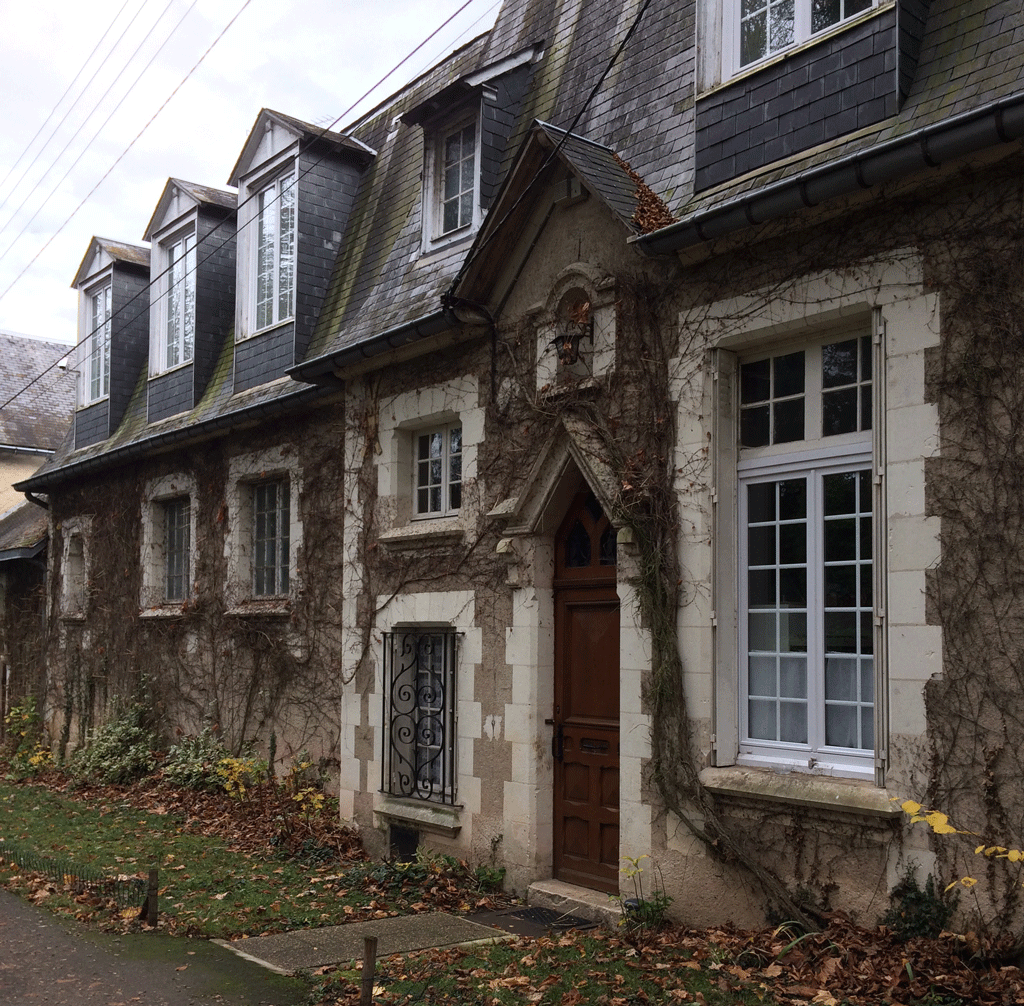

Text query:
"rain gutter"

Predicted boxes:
[[15, 384, 334, 494], [636, 91, 1024, 256], [288, 310, 455, 384]]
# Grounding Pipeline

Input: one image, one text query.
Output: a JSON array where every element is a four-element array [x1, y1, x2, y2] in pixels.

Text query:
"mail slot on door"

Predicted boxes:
[[580, 737, 609, 753]]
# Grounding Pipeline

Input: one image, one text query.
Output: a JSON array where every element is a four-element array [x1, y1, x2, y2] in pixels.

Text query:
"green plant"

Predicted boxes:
[[880, 865, 959, 940], [69, 703, 156, 785], [2, 698, 50, 779], [162, 728, 231, 790], [473, 862, 506, 893], [215, 754, 268, 799], [615, 854, 673, 935]]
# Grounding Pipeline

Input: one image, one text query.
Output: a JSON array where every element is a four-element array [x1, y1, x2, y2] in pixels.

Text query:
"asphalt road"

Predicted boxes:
[[0, 889, 307, 1005]]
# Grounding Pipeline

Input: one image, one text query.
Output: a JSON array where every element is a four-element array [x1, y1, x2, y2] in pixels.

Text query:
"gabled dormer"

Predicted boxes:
[[695, 0, 932, 190], [227, 109, 374, 394], [401, 44, 542, 255], [142, 179, 237, 422], [70, 238, 150, 450]]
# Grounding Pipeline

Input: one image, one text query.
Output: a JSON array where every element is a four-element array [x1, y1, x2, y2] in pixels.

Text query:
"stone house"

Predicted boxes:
[[18, 0, 1024, 928]]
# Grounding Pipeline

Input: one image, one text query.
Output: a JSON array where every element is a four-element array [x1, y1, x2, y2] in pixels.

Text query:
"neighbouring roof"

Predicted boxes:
[[0, 333, 75, 451], [0, 500, 48, 561]]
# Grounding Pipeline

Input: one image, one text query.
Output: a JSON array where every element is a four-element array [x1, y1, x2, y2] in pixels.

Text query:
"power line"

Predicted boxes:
[[0, 0, 197, 264], [0, 0, 138, 206], [0, 0, 493, 414]]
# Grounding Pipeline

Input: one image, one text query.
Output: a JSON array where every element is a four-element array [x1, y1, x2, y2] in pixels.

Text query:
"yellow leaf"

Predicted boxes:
[[1007, 850, 1024, 863], [962, 877, 978, 888], [901, 800, 922, 815]]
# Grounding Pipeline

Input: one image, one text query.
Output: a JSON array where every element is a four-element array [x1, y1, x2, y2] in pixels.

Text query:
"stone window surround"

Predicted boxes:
[[223, 446, 303, 614], [696, 253, 940, 794], [371, 590, 482, 837], [375, 375, 484, 542], [140, 473, 197, 616], [59, 515, 91, 620]]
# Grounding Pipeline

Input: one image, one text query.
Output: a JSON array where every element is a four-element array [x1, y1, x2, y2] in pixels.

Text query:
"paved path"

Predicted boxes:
[[0, 889, 306, 1005]]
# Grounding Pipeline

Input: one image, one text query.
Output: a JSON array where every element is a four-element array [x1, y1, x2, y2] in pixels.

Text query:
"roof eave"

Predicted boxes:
[[636, 91, 1024, 256]]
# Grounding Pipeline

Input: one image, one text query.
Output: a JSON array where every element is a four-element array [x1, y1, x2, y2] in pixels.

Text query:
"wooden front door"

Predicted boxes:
[[553, 491, 620, 893]]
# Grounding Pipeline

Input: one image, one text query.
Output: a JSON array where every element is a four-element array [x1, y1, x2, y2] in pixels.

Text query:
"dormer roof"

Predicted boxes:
[[142, 178, 236, 241], [227, 108, 375, 187], [71, 237, 150, 289]]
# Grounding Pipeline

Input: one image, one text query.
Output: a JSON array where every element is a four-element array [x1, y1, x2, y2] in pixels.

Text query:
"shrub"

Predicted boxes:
[[215, 754, 267, 799], [162, 728, 231, 790], [70, 703, 156, 785], [881, 865, 959, 940], [2, 697, 50, 779]]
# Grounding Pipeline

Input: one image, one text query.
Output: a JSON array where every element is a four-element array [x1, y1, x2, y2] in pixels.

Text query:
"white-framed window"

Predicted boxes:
[[728, 0, 874, 72], [382, 628, 458, 804], [84, 282, 111, 404], [423, 112, 481, 251], [159, 229, 196, 372], [163, 498, 191, 602], [252, 479, 290, 597], [254, 172, 296, 331], [413, 426, 462, 518], [736, 334, 875, 774]]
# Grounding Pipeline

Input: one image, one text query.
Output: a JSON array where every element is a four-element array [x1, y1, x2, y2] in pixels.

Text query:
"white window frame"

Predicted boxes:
[[80, 279, 111, 405], [141, 475, 197, 612], [413, 424, 462, 519], [422, 108, 482, 253], [252, 170, 296, 332], [720, 0, 879, 80], [153, 225, 197, 374], [733, 334, 877, 778]]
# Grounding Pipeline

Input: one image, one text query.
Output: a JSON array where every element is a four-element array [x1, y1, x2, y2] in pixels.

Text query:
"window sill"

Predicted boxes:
[[375, 794, 462, 838], [61, 612, 86, 623], [239, 317, 294, 343], [379, 521, 465, 552], [149, 360, 194, 379], [700, 766, 899, 818], [140, 604, 190, 619], [224, 600, 292, 618]]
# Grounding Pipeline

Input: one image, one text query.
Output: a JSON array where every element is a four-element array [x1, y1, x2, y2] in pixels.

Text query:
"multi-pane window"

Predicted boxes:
[[164, 231, 196, 370], [414, 426, 462, 517], [254, 173, 296, 330], [738, 0, 873, 68], [163, 498, 191, 602], [383, 629, 457, 804], [440, 124, 476, 235], [738, 334, 874, 769], [252, 480, 290, 596], [87, 284, 111, 402]]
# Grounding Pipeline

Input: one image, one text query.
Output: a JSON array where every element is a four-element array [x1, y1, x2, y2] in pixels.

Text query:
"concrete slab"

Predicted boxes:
[[527, 879, 621, 927], [219, 913, 509, 974]]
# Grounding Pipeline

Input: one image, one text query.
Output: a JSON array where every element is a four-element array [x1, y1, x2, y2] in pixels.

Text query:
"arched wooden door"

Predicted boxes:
[[552, 490, 620, 892]]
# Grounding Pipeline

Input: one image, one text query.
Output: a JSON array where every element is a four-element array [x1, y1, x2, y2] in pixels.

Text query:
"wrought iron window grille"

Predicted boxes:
[[382, 629, 459, 805]]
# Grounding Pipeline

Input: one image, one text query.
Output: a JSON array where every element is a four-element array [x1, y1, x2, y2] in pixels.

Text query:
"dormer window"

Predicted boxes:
[[254, 171, 296, 330], [733, 0, 873, 70], [423, 111, 480, 250], [85, 282, 111, 403], [160, 229, 196, 371]]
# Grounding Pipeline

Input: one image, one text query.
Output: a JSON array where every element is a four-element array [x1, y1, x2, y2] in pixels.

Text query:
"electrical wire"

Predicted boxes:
[[0, 0, 492, 413], [0, 0, 138, 206], [0, 0, 199, 265]]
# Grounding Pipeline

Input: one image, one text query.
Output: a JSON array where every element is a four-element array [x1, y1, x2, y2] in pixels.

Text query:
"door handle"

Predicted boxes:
[[550, 722, 564, 762]]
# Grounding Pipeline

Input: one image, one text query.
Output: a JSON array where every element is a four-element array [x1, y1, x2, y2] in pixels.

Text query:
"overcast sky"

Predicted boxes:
[[0, 0, 500, 345]]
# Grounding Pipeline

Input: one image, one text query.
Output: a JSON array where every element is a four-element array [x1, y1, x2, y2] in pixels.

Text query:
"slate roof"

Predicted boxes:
[[0, 333, 75, 451], [23, 0, 1024, 487], [0, 500, 48, 560]]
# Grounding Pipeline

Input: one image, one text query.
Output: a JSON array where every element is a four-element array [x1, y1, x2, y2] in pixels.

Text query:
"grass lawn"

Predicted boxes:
[[3, 771, 1023, 1005]]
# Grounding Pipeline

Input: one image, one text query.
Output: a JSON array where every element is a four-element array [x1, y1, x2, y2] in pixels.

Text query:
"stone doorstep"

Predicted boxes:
[[527, 879, 622, 928]]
